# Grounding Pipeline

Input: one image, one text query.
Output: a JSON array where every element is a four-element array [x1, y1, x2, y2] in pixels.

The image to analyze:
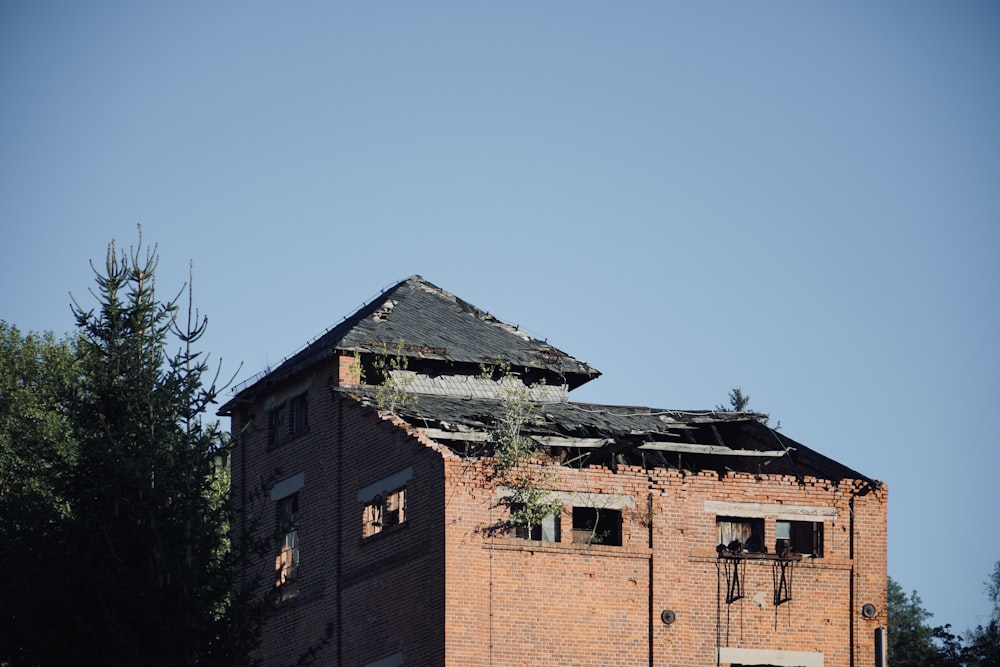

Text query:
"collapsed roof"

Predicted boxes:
[[341, 388, 871, 482], [222, 274, 871, 483]]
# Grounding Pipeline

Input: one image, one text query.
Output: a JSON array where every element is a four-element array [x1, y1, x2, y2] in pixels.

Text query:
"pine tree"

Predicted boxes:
[[0, 236, 265, 665], [62, 237, 249, 664]]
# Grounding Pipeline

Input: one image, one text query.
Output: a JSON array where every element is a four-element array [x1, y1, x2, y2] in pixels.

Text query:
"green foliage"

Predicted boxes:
[[962, 561, 1000, 666], [718, 386, 751, 412], [0, 323, 77, 520], [371, 341, 417, 414], [717, 385, 780, 429], [0, 323, 78, 665], [888, 575, 965, 667], [0, 236, 263, 666], [481, 362, 561, 535]]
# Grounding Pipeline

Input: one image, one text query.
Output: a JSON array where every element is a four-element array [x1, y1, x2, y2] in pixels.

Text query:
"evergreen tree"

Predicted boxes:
[[963, 561, 1000, 667], [888, 576, 962, 667], [0, 237, 265, 665]]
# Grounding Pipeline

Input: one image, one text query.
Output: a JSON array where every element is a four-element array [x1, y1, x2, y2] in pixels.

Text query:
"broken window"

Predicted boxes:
[[363, 487, 407, 539], [275, 493, 300, 595], [269, 405, 287, 444], [511, 503, 561, 542], [572, 507, 622, 546], [717, 516, 765, 554], [290, 393, 308, 435], [269, 393, 308, 445], [775, 520, 823, 557]]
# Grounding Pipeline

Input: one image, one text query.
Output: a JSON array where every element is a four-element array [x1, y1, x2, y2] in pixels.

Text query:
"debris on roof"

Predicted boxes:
[[339, 388, 870, 483], [222, 276, 600, 412]]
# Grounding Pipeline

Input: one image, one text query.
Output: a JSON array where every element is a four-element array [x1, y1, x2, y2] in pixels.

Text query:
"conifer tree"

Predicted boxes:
[[0, 236, 265, 665], [61, 237, 246, 664]]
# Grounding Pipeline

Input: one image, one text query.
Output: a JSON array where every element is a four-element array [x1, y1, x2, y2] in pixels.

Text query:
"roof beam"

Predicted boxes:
[[420, 428, 491, 442], [638, 442, 788, 457], [532, 436, 612, 448], [419, 428, 786, 457]]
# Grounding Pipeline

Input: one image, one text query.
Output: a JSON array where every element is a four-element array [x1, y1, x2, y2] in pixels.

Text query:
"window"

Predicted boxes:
[[363, 487, 406, 538], [290, 394, 308, 435], [572, 507, 622, 546], [776, 520, 823, 557], [511, 503, 561, 542], [275, 493, 300, 594], [269, 392, 308, 445], [717, 516, 765, 553], [269, 406, 287, 444]]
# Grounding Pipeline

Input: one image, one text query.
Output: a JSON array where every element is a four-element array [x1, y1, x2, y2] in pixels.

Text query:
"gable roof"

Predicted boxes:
[[220, 276, 600, 413]]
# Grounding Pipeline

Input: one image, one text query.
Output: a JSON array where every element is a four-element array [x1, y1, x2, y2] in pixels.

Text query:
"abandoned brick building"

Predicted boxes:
[[220, 275, 887, 667]]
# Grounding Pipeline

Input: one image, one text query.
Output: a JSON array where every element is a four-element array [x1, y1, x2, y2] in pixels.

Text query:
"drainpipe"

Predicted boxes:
[[336, 393, 344, 666], [647, 492, 654, 667], [848, 491, 856, 667]]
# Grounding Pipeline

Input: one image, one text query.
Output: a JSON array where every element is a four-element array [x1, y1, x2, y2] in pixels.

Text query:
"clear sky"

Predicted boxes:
[[2, 0, 998, 636]]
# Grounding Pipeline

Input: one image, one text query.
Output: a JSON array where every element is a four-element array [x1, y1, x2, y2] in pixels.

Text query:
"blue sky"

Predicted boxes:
[[2, 1, 998, 635]]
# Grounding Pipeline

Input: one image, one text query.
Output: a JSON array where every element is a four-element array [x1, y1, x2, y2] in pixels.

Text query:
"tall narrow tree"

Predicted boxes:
[[63, 238, 239, 664]]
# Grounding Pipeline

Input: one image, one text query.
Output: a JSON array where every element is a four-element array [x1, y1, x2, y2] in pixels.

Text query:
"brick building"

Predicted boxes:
[[220, 276, 887, 667]]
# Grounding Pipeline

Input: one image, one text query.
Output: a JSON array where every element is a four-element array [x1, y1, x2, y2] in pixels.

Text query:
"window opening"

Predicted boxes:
[[290, 393, 308, 435], [269, 405, 287, 444], [775, 520, 823, 557], [511, 503, 560, 542], [572, 507, 622, 546], [275, 494, 300, 596], [363, 487, 407, 539], [717, 516, 764, 554]]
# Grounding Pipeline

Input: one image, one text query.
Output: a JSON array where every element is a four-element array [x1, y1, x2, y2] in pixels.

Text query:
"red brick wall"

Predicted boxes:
[[232, 357, 886, 666], [231, 356, 448, 666], [443, 461, 887, 667], [230, 358, 344, 666]]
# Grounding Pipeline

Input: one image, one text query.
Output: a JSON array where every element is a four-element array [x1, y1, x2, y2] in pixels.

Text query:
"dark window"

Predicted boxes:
[[276, 494, 300, 596], [290, 394, 308, 435], [572, 507, 622, 546], [269, 406, 287, 444], [717, 516, 765, 553], [363, 487, 407, 539], [269, 393, 308, 444], [776, 520, 824, 557], [511, 503, 561, 542]]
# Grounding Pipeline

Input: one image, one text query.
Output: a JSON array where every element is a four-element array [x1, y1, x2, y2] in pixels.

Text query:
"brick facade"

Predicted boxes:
[[223, 277, 887, 666]]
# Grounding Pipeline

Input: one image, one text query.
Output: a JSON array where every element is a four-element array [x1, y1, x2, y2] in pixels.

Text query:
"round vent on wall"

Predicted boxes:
[[660, 609, 676, 625], [861, 603, 878, 619]]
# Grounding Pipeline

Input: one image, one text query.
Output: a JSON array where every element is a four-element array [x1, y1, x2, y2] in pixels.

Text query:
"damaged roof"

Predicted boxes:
[[221, 276, 600, 413], [342, 389, 872, 483]]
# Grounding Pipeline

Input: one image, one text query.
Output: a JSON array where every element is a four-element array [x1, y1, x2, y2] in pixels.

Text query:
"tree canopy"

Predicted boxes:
[[888, 565, 1000, 667], [0, 238, 262, 665]]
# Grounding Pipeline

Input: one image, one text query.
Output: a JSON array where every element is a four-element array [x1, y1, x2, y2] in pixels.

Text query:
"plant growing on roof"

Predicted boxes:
[[371, 340, 417, 414], [481, 361, 561, 538]]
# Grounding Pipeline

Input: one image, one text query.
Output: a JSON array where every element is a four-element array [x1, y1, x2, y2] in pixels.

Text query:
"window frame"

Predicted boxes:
[[362, 487, 407, 539], [572, 506, 622, 546], [717, 516, 765, 554], [268, 392, 309, 445], [775, 519, 824, 557], [275, 493, 300, 596], [510, 502, 561, 542]]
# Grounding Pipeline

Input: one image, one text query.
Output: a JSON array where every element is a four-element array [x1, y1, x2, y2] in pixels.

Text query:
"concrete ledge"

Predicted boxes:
[[719, 647, 823, 666]]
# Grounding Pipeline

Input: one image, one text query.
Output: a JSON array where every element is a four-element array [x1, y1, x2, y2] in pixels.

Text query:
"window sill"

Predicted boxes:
[[361, 521, 409, 544], [274, 582, 323, 609], [688, 547, 851, 568], [487, 539, 651, 559], [267, 429, 310, 452]]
